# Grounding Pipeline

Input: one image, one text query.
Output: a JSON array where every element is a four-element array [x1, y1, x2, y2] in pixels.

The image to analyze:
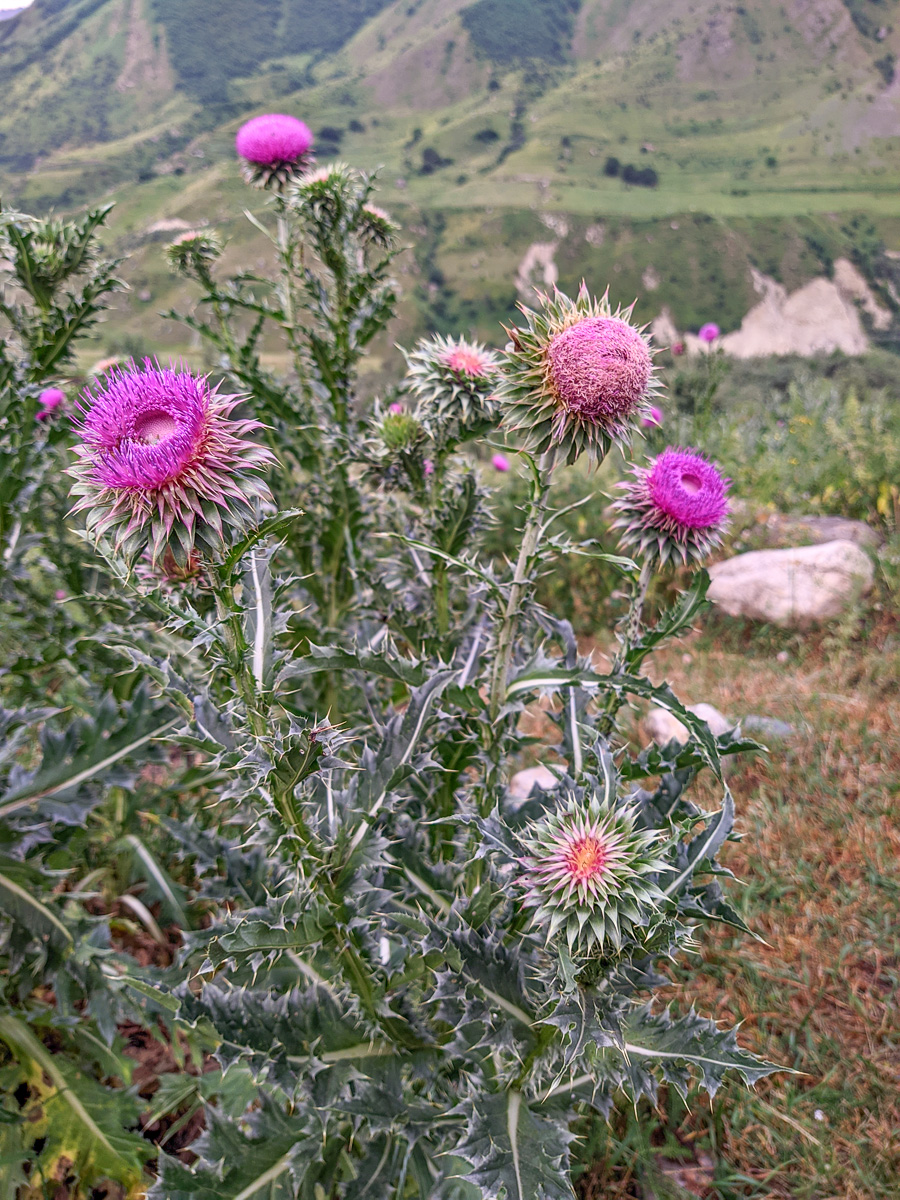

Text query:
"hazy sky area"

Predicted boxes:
[[0, 1, 32, 10]]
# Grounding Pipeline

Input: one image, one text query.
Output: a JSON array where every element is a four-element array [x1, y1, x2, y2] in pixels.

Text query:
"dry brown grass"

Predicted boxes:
[[575, 613, 900, 1199]]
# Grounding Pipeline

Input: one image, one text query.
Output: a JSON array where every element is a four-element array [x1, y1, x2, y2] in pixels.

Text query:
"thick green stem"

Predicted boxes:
[[488, 452, 554, 722], [210, 566, 267, 740], [598, 557, 653, 736]]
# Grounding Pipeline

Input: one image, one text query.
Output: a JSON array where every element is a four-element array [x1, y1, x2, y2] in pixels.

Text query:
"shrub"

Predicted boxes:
[[0, 150, 777, 1198]]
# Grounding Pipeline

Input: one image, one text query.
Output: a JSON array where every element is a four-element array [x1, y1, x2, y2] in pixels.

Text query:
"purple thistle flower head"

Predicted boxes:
[[389, 402, 404, 414], [236, 114, 313, 166], [492, 453, 510, 472], [69, 362, 274, 566], [235, 114, 313, 189], [698, 322, 720, 343], [423, 458, 435, 476], [547, 316, 652, 428], [641, 405, 663, 428], [499, 287, 660, 466], [612, 446, 731, 566]]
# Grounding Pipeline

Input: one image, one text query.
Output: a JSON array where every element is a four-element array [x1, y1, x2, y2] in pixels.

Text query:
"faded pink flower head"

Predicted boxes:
[[69, 362, 273, 565], [698, 323, 720, 343], [54, 589, 67, 601], [423, 458, 435, 476], [612, 446, 730, 565], [235, 114, 313, 167], [492, 453, 510, 472], [671, 341, 685, 357], [547, 316, 652, 428], [641, 405, 663, 428], [389, 402, 404, 414]]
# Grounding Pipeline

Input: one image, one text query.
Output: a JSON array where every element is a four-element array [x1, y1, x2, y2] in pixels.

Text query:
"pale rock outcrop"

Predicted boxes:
[[707, 540, 874, 627]]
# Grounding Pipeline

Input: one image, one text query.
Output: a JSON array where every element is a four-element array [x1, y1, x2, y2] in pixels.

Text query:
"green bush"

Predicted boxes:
[[461, 0, 581, 64]]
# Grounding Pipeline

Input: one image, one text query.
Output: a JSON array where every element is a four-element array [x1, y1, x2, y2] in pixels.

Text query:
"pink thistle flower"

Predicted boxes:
[[492, 453, 510, 472], [518, 792, 667, 952], [69, 362, 274, 566], [37, 387, 65, 421], [54, 589, 67, 601], [389, 402, 404, 414], [671, 341, 685, 357], [612, 446, 731, 565], [641, 405, 663, 428], [359, 203, 399, 247], [423, 458, 435, 476], [547, 316, 652, 431], [500, 286, 660, 465], [236, 113, 312, 166], [89, 357, 121, 377], [698, 323, 720, 343], [235, 113, 313, 189]]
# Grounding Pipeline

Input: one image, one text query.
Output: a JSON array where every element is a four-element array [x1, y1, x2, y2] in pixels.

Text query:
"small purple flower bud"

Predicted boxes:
[[423, 459, 435, 476], [55, 589, 67, 601], [37, 387, 65, 420], [389, 402, 404, 414], [492, 453, 510, 472]]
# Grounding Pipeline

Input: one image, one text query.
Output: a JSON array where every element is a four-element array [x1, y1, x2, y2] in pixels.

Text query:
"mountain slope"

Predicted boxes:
[[1, 0, 899, 363]]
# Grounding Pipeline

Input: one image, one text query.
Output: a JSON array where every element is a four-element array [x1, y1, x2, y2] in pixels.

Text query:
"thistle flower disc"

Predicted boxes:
[[498, 285, 660, 465], [406, 334, 501, 449], [69, 362, 274, 566], [236, 113, 314, 189], [612, 446, 731, 565], [518, 792, 667, 953]]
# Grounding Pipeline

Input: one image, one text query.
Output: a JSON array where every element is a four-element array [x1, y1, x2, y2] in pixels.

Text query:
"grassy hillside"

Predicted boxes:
[[2, 0, 900, 363]]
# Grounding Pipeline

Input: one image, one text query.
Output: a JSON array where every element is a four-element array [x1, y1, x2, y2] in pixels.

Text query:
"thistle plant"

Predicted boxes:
[[0, 142, 779, 1200]]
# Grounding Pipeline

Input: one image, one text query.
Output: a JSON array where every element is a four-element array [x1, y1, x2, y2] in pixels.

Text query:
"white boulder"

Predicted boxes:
[[708, 540, 874, 627], [509, 764, 561, 801], [644, 703, 732, 746]]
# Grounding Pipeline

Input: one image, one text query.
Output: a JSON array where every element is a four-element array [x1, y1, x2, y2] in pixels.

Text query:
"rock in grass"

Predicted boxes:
[[509, 763, 562, 800], [644, 702, 732, 746], [707, 540, 874, 627], [742, 715, 796, 740]]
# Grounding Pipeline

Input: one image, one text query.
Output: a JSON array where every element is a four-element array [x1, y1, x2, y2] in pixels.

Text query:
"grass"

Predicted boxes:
[[572, 608, 900, 1198]]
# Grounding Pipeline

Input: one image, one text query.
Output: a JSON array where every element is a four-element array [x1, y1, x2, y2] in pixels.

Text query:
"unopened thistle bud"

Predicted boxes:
[[406, 335, 501, 449], [499, 285, 659, 465], [69, 362, 274, 567], [612, 446, 731, 566], [359, 203, 400, 248], [518, 792, 667, 954], [166, 229, 222, 276]]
